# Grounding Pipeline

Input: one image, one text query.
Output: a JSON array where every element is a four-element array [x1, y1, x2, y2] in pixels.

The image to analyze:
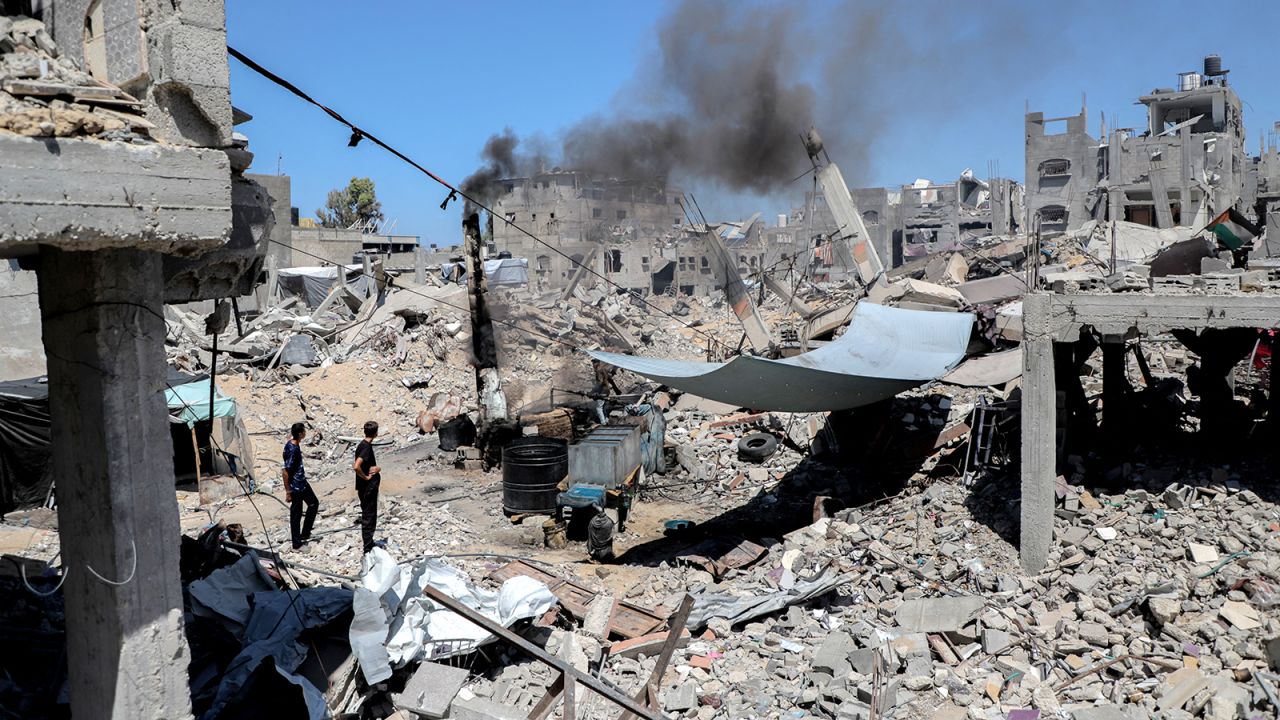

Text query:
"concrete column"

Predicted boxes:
[[1020, 293, 1057, 573], [414, 246, 425, 285], [37, 248, 192, 720]]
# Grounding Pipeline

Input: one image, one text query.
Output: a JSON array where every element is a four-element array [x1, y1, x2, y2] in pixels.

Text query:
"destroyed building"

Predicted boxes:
[[3, 6, 1280, 718], [490, 170, 785, 296], [1026, 55, 1253, 236], [797, 173, 1024, 271]]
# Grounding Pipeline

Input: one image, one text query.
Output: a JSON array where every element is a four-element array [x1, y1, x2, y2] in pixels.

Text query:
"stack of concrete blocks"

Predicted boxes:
[[0, 1, 272, 716]]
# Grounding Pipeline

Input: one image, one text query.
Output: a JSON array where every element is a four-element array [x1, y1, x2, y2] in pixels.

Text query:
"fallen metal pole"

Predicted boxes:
[[421, 586, 665, 720]]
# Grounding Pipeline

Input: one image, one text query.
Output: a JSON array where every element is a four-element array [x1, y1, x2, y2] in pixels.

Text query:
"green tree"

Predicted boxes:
[[316, 177, 384, 231]]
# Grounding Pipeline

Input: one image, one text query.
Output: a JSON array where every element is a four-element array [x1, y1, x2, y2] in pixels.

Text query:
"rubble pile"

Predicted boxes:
[[0, 16, 153, 140], [1040, 220, 1280, 297], [386, 467, 1275, 720]]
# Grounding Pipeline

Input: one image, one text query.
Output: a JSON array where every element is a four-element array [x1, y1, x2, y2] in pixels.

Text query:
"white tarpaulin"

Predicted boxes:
[[590, 302, 973, 412], [484, 258, 529, 286], [349, 549, 557, 684]]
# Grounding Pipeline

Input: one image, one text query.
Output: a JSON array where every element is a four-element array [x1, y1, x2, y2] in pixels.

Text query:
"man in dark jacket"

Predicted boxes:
[[352, 421, 382, 553], [283, 422, 318, 550]]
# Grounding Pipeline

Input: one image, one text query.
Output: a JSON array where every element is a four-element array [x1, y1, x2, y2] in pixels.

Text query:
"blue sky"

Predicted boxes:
[[227, 1, 1280, 248]]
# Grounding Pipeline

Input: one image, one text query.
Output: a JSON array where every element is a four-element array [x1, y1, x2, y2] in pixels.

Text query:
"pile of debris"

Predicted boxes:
[[0, 15, 153, 140]]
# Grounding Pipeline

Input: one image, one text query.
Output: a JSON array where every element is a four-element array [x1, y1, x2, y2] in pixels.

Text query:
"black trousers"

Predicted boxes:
[[356, 476, 380, 552], [289, 484, 319, 549]]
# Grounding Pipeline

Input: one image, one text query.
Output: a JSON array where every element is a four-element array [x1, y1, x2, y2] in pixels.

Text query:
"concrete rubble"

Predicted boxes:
[[2, 12, 1280, 719]]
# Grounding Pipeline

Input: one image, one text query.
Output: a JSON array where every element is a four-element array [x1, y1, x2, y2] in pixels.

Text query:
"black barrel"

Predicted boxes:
[[502, 438, 568, 514]]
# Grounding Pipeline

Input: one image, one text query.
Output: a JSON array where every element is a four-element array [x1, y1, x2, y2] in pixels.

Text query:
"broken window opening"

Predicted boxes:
[[592, 207, 603, 218], [606, 249, 623, 273], [641, 256, 650, 272], [862, 210, 880, 224], [616, 209, 627, 220], [1038, 158, 1071, 177], [700, 257, 711, 275]]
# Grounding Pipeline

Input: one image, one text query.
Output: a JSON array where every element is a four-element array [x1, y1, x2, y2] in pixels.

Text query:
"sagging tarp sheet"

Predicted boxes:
[[590, 302, 974, 412], [277, 266, 372, 307]]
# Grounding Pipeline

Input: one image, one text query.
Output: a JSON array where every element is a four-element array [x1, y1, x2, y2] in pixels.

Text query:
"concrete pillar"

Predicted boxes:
[[1020, 293, 1057, 573], [37, 248, 192, 720], [414, 246, 425, 285]]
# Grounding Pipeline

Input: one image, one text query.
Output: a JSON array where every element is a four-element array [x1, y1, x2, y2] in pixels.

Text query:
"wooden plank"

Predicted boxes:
[[607, 600, 665, 640]]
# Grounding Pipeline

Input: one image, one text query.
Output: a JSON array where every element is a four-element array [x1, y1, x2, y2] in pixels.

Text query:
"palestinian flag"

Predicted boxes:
[[1204, 208, 1260, 250]]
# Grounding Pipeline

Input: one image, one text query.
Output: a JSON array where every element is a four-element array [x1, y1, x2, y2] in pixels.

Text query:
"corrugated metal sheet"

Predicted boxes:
[[590, 302, 973, 412]]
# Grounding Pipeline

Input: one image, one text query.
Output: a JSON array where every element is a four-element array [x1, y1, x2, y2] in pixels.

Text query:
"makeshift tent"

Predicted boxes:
[[483, 257, 529, 286], [0, 374, 257, 512], [439, 258, 530, 287], [276, 266, 373, 307], [0, 378, 52, 510], [166, 380, 258, 486]]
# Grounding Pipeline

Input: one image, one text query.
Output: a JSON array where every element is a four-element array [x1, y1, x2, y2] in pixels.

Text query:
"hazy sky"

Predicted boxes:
[[227, 0, 1280, 248]]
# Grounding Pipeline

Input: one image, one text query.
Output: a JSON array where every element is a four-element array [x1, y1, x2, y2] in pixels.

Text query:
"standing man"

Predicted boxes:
[[283, 422, 318, 551], [353, 421, 382, 553]]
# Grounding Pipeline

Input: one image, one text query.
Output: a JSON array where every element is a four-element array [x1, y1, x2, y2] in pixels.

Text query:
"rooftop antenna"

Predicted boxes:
[[276, 152, 282, 176]]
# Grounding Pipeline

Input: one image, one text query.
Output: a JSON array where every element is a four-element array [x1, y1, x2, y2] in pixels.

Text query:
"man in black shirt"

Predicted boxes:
[[283, 422, 318, 551], [352, 421, 382, 553]]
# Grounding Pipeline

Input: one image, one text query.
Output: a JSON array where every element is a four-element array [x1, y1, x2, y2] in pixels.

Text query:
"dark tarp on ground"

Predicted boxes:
[[0, 378, 50, 511], [199, 587, 354, 720], [276, 266, 372, 307], [0, 370, 209, 512]]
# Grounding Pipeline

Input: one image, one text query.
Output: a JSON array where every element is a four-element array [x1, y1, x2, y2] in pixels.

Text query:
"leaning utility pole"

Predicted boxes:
[[463, 211, 507, 426]]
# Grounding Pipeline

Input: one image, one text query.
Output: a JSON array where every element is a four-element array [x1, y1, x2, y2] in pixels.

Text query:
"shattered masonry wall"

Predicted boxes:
[[1024, 109, 1098, 236], [48, 0, 234, 148], [1027, 81, 1251, 235], [492, 172, 772, 296]]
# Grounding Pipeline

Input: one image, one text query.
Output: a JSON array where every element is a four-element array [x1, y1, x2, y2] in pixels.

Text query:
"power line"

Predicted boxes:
[[227, 45, 730, 354]]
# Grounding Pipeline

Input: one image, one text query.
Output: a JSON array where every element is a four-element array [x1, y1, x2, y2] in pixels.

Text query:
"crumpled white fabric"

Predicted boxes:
[[349, 548, 557, 684]]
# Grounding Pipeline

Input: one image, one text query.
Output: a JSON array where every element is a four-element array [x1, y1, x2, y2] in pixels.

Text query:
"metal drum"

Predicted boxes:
[[502, 438, 568, 514]]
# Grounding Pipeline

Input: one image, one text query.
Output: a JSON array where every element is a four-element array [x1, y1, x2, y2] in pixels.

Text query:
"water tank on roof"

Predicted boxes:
[[1178, 72, 1202, 91], [1204, 54, 1225, 76]]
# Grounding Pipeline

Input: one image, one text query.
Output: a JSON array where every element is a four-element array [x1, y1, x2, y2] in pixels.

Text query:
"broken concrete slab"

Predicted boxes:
[[1186, 542, 1219, 564], [1219, 600, 1261, 630], [895, 595, 983, 633], [392, 661, 470, 719], [1156, 667, 1209, 712]]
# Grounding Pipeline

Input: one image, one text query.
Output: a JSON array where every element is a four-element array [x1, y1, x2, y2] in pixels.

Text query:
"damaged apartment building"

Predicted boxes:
[[489, 171, 777, 296], [1025, 54, 1273, 236], [797, 173, 1024, 270], [491, 168, 1024, 297]]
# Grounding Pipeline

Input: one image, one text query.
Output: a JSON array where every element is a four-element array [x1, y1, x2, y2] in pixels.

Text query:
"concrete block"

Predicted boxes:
[[812, 631, 855, 676], [981, 629, 1012, 655], [895, 596, 983, 632], [1156, 667, 1208, 712], [392, 661, 470, 719], [664, 680, 697, 712]]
